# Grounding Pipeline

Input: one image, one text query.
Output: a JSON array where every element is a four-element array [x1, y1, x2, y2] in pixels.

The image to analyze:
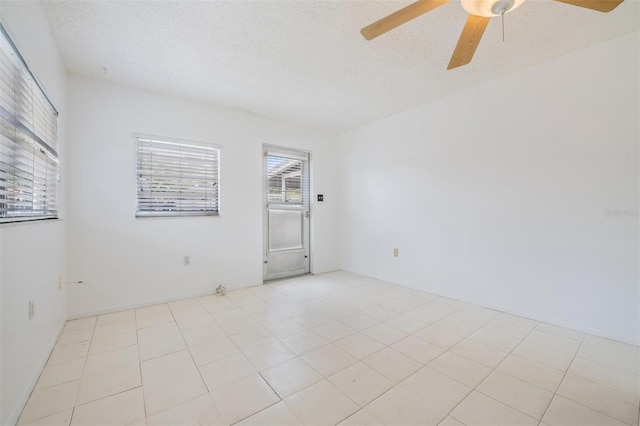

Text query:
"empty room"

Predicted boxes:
[[0, 0, 638, 425]]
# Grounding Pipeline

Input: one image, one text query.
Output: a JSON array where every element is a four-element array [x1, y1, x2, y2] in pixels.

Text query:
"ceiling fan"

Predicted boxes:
[[360, 0, 624, 70]]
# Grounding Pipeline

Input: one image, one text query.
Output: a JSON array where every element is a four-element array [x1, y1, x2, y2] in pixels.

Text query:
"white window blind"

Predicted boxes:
[[0, 24, 58, 223], [136, 135, 220, 217], [266, 152, 309, 205]]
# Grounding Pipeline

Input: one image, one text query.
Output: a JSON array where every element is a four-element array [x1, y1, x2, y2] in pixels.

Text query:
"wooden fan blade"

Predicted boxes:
[[554, 0, 624, 12], [361, 0, 450, 40], [447, 15, 490, 70]]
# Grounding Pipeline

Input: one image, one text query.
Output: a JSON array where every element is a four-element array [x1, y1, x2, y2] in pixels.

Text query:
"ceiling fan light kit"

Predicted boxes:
[[461, 0, 525, 17], [360, 0, 624, 70]]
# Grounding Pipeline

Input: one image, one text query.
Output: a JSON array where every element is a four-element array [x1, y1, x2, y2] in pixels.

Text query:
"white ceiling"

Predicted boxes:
[[40, 0, 638, 133]]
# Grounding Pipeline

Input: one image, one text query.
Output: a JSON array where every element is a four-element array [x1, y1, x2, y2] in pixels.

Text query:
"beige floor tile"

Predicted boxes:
[[230, 327, 277, 351], [47, 341, 90, 365], [363, 306, 399, 322], [145, 394, 223, 426], [434, 317, 482, 337], [536, 323, 585, 341], [512, 341, 574, 371], [338, 312, 379, 331], [199, 353, 257, 390], [496, 354, 565, 392], [414, 325, 465, 349], [35, 358, 85, 391], [19, 381, 80, 424], [89, 330, 137, 355], [57, 328, 94, 346], [384, 314, 428, 334], [264, 319, 307, 339], [557, 374, 639, 424], [338, 409, 382, 425], [201, 298, 236, 313], [242, 341, 297, 371], [363, 323, 408, 345], [391, 335, 447, 365], [210, 374, 280, 424], [335, 332, 385, 359], [448, 306, 500, 326], [182, 324, 226, 348], [281, 330, 329, 356], [284, 380, 359, 425], [484, 313, 538, 340], [450, 338, 509, 368], [189, 336, 239, 366], [578, 336, 639, 375], [71, 387, 144, 425], [84, 345, 139, 376], [542, 395, 627, 425], [478, 370, 554, 419], [93, 320, 137, 339], [328, 362, 394, 407], [293, 311, 333, 328], [301, 344, 358, 377], [96, 310, 135, 326], [169, 298, 205, 316], [261, 357, 323, 398], [569, 357, 640, 396], [524, 330, 581, 355], [429, 352, 492, 387], [19, 273, 640, 426], [468, 327, 521, 352], [451, 391, 538, 426], [439, 416, 466, 426], [76, 364, 141, 405], [362, 347, 421, 383], [405, 305, 453, 324], [135, 304, 174, 330], [235, 401, 302, 426], [313, 320, 356, 342], [140, 350, 208, 416], [217, 314, 262, 336], [366, 386, 447, 426], [381, 295, 427, 314], [137, 322, 186, 361], [64, 317, 97, 332], [176, 313, 216, 333], [20, 409, 73, 426], [400, 366, 472, 412]]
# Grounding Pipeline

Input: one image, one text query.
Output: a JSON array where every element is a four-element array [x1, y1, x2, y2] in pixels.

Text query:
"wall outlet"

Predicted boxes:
[[184, 255, 191, 266], [393, 248, 399, 257], [28, 300, 35, 321]]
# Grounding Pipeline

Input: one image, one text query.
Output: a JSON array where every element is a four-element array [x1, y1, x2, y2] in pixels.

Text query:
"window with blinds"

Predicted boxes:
[[0, 24, 59, 223], [266, 152, 309, 204], [135, 135, 220, 217]]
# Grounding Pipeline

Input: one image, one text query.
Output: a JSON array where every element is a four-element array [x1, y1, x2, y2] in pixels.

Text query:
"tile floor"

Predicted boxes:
[[17, 271, 640, 425]]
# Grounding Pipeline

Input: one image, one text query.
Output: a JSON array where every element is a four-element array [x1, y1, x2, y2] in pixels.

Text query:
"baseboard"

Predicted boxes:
[[66, 284, 253, 320], [7, 319, 66, 426]]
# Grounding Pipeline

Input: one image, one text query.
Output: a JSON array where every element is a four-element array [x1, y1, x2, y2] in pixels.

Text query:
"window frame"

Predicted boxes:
[[0, 22, 59, 224], [134, 133, 221, 218]]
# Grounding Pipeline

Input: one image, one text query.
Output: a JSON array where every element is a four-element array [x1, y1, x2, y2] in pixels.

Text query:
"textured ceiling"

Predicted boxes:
[[40, 0, 638, 133]]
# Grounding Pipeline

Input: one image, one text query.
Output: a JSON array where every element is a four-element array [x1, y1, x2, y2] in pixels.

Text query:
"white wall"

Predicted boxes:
[[0, 2, 68, 424], [340, 32, 639, 345], [66, 75, 340, 317]]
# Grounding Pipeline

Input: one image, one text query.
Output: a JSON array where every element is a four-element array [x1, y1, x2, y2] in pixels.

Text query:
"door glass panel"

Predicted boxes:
[[266, 155, 306, 203], [268, 209, 303, 251]]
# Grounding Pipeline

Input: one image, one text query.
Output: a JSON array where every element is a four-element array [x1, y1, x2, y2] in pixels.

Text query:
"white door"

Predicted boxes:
[[263, 147, 310, 281]]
